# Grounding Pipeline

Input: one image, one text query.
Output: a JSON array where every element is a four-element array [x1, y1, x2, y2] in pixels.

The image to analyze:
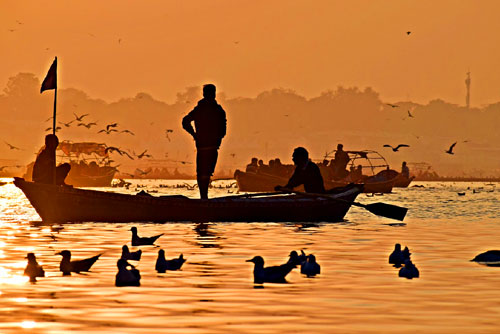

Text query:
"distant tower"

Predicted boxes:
[[465, 71, 471, 109]]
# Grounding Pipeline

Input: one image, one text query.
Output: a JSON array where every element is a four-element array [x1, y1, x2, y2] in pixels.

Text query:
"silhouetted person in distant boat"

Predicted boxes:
[[182, 84, 227, 199], [333, 143, 350, 180], [32, 134, 70, 185], [275, 147, 325, 193], [401, 161, 410, 179], [246, 158, 258, 173]]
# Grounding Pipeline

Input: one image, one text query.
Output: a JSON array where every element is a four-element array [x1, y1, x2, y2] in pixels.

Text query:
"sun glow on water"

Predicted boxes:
[[20, 321, 36, 329]]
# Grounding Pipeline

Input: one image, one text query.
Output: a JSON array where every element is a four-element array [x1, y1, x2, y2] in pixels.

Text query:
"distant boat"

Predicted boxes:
[[13, 178, 362, 223], [24, 141, 117, 187], [235, 150, 397, 194]]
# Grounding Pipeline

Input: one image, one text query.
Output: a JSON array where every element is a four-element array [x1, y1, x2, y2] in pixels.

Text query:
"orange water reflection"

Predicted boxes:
[[0, 179, 498, 333]]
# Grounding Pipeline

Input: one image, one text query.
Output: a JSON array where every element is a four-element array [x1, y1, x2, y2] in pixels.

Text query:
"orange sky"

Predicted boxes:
[[1, 1, 500, 105]]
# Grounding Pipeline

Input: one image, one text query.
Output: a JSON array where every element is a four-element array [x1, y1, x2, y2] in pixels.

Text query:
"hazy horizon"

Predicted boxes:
[[2, 1, 500, 106]]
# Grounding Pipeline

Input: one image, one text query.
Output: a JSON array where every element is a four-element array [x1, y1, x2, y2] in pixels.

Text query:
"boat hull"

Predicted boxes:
[[14, 178, 362, 223], [393, 176, 414, 188]]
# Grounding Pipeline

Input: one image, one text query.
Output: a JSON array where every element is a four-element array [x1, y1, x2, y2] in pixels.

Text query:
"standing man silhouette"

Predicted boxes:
[[182, 84, 227, 199]]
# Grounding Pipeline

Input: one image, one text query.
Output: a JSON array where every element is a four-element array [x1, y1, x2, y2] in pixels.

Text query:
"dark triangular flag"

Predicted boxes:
[[40, 57, 57, 93]]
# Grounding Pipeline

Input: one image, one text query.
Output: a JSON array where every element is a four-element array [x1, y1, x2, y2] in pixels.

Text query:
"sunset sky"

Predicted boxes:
[[2, 1, 500, 106]]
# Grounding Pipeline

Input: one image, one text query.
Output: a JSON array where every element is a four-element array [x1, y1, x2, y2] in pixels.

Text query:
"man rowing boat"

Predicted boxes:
[[275, 147, 325, 193]]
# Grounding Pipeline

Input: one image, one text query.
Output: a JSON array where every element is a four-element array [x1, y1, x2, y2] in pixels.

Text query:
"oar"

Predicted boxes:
[[216, 191, 286, 200], [279, 187, 408, 221]]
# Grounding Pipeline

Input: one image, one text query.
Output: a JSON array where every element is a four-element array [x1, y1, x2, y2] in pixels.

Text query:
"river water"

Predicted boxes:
[[0, 179, 499, 333]]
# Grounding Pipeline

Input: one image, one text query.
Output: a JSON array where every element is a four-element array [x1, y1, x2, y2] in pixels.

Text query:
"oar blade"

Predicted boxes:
[[365, 202, 408, 221]]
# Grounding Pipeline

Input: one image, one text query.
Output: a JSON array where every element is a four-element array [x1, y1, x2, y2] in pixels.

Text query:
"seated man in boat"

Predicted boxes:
[[401, 161, 410, 179], [182, 84, 227, 199], [275, 147, 325, 193], [32, 134, 71, 185]]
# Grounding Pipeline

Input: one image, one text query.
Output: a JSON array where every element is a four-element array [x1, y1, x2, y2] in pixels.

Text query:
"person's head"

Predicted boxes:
[[274, 158, 281, 165], [269, 159, 274, 167], [357, 165, 362, 170], [402, 161, 407, 167], [337, 143, 343, 151], [258, 159, 264, 166], [323, 159, 329, 166], [251, 157, 258, 164], [203, 84, 216, 99], [45, 134, 59, 150], [292, 147, 309, 167]]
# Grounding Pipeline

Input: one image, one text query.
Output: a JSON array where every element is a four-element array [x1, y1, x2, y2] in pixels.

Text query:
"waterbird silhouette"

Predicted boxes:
[[386, 103, 399, 108], [4, 142, 20, 150], [73, 113, 89, 122], [135, 168, 151, 176], [246, 255, 295, 284], [24, 253, 45, 282], [155, 250, 186, 272], [398, 259, 419, 279], [445, 142, 457, 155], [389, 243, 410, 268], [406, 31, 411, 35], [301, 254, 321, 277], [471, 250, 500, 263], [44, 116, 54, 122], [407, 110, 414, 118], [383, 144, 410, 152], [57, 250, 101, 275], [115, 259, 141, 287], [131, 226, 163, 246], [121, 245, 142, 261], [288, 250, 307, 267]]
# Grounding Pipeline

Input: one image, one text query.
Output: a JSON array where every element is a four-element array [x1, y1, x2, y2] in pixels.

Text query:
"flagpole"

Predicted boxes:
[[52, 57, 57, 135]]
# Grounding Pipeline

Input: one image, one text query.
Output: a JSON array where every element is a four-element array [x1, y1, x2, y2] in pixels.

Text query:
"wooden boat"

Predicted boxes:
[[13, 177, 362, 223], [234, 170, 304, 192], [393, 175, 414, 188]]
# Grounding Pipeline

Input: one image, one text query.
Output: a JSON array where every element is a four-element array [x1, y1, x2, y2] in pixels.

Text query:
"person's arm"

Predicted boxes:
[[182, 109, 197, 139]]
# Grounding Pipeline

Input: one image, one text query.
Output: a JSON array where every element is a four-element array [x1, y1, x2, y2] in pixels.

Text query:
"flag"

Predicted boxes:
[[40, 57, 57, 93]]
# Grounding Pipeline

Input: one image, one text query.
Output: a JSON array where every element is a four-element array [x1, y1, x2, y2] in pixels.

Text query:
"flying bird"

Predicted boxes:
[[45, 126, 62, 132], [445, 142, 457, 155], [59, 120, 74, 127], [386, 103, 399, 108], [165, 129, 173, 141], [78, 122, 97, 129], [406, 31, 411, 35], [407, 110, 414, 118], [4, 142, 20, 150], [0, 166, 10, 172], [120, 129, 134, 136], [104, 146, 134, 160], [73, 113, 89, 122], [383, 144, 410, 152], [135, 150, 152, 159], [135, 168, 151, 176], [106, 123, 119, 131], [98, 128, 118, 135], [45, 116, 54, 122]]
